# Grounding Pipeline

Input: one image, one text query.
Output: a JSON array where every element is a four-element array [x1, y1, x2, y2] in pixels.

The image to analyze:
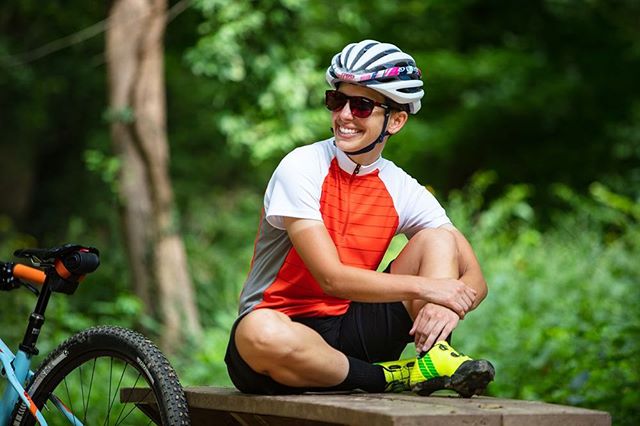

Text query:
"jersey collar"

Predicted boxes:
[[334, 141, 382, 176]]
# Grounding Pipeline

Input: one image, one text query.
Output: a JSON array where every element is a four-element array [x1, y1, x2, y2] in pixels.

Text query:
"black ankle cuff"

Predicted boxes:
[[327, 356, 386, 393]]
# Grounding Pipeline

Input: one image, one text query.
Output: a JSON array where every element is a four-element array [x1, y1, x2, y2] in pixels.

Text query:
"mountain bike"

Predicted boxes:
[[0, 243, 190, 425]]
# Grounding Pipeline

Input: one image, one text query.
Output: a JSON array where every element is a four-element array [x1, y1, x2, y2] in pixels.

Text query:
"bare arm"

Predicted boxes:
[[284, 217, 476, 316]]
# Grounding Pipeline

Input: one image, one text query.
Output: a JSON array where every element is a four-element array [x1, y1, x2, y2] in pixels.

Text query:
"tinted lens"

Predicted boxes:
[[325, 90, 347, 111], [349, 96, 375, 118], [325, 90, 375, 118]]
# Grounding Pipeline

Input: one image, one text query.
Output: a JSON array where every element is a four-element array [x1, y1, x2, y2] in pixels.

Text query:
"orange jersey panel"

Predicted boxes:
[[256, 159, 398, 317]]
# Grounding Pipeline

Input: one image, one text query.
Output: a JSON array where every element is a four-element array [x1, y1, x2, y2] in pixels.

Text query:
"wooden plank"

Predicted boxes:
[[188, 408, 339, 425], [121, 387, 611, 426], [376, 394, 611, 426], [184, 388, 501, 426]]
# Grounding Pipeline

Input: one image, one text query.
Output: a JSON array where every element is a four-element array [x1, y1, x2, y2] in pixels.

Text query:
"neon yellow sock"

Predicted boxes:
[[375, 358, 416, 393]]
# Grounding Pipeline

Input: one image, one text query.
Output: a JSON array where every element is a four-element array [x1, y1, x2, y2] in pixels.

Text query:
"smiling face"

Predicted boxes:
[[331, 83, 408, 165]]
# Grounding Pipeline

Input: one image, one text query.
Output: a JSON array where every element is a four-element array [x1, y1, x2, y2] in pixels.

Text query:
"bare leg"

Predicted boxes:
[[394, 228, 466, 352], [393, 228, 460, 320], [235, 308, 349, 387]]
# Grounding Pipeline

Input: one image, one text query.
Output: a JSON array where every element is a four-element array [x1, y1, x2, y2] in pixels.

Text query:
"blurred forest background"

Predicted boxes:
[[1, 0, 639, 424]]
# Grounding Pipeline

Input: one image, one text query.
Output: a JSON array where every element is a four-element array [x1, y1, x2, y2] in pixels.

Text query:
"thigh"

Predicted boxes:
[[337, 301, 413, 363]]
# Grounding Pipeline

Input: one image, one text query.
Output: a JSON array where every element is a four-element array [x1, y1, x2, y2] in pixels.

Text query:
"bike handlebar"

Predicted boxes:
[[13, 263, 46, 285]]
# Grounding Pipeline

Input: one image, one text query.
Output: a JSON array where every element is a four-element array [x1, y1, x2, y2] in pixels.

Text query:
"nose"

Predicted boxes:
[[337, 100, 354, 120]]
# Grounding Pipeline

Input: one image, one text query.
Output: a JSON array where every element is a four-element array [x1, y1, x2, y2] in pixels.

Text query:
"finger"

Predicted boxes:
[[414, 320, 429, 347], [464, 292, 474, 307], [459, 291, 471, 306], [410, 312, 425, 336], [421, 317, 445, 351], [461, 286, 474, 302], [422, 321, 445, 352], [462, 299, 470, 312], [452, 303, 465, 318], [415, 316, 437, 348], [456, 297, 468, 313], [435, 322, 455, 345]]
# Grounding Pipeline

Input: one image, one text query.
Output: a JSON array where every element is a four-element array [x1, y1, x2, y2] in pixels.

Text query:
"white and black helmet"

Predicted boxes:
[[326, 39, 424, 114]]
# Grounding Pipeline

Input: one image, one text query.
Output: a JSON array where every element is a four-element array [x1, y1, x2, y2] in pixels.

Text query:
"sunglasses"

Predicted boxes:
[[325, 90, 389, 118]]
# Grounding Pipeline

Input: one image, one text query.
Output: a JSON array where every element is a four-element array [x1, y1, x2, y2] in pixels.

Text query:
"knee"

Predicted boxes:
[[235, 310, 296, 361], [413, 227, 459, 256]]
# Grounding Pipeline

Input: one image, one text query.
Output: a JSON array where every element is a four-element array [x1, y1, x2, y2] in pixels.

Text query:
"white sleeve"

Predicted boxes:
[[382, 165, 451, 238], [264, 147, 325, 230], [399, 181, 451, 238]]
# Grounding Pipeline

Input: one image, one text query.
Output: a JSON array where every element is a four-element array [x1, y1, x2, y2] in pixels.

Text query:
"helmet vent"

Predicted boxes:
[[326, 40, 425, 114]]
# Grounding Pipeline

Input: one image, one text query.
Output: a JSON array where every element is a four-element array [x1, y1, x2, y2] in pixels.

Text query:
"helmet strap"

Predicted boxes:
[[344, 110, 391, 156]]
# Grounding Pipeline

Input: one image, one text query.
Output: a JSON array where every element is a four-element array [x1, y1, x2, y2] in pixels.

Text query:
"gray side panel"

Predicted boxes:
[[237, 215, 292, 316]]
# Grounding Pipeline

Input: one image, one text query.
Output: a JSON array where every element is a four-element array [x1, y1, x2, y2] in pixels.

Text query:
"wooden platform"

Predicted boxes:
[[122, 386, 611, 425]]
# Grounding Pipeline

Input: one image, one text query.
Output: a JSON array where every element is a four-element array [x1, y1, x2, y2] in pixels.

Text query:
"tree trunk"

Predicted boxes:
[[106, 0, 202, 352]]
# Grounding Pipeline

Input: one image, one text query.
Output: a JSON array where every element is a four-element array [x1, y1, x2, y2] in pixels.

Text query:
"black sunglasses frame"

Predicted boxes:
[[325, 90, 389, 118]]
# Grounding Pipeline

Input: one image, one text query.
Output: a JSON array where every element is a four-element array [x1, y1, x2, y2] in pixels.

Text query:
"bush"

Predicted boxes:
[[3, 173, 637, 424], [448, 174, 640, 425], [175, 175, 639, 424]]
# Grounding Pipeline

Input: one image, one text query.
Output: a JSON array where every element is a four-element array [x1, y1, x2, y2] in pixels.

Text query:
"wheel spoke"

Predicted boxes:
[[116, 389, 155, 425], [103, 357, 114, 426], [78, 362, 87, 418], [103, 358, 129, 425], [62, 375, 76, 425], [113, 371, 144, 425], [83, 357, 97, 423]]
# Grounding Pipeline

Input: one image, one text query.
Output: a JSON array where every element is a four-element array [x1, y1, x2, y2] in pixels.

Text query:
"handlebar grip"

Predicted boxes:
[[62, 251, 100, 275], [13, 263, 46, 285]]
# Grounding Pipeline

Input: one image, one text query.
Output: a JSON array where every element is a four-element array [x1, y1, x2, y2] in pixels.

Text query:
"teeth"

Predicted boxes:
[[339, 126, 360, 135]]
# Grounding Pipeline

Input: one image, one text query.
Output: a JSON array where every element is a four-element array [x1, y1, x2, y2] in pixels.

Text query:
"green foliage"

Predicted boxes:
[[448, 176, 640, 426], [181, 188, 262, 326], [2, 0, 640, 424], [171, 194, 249, 377], [173, 311, 235, 387], [186, 0, 330, 162], [183, 0, 640, 203], [84, 148, 120, 195]]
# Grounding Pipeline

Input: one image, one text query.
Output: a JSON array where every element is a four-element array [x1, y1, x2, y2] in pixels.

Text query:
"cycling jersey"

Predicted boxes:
[[237, 138, 451, 318]]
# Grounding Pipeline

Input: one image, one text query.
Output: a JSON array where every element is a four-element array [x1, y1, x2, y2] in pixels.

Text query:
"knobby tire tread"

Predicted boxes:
[[11, 325, 190, 426]]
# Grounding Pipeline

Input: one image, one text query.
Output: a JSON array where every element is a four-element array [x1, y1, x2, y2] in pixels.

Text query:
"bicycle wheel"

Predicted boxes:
[[12, 325, 190, 426]]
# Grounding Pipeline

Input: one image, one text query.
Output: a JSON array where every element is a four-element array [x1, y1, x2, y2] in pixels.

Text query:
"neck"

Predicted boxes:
[[347, 141, 385, 166]]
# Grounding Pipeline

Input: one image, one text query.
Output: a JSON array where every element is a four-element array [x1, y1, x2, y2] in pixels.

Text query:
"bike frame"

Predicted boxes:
[[0, 277, 83, 426], [0, 342, 46, 425]]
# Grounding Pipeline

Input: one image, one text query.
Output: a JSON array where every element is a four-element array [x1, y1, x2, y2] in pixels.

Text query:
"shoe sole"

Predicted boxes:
[[413, 359, 495, 398]]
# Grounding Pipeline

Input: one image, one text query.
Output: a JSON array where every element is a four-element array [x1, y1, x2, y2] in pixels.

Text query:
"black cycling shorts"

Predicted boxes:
[[224, 300, 414, 395]]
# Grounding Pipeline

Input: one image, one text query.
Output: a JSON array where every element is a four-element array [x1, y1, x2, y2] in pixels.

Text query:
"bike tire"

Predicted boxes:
[[12, 325, 190, 426]]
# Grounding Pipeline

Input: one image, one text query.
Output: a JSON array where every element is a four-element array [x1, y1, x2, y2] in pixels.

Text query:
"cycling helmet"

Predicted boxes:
[[326, 39, 424, 114]]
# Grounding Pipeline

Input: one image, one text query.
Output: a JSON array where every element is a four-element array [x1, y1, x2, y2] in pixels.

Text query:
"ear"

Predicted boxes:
[[386, 110, 409, 135]]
